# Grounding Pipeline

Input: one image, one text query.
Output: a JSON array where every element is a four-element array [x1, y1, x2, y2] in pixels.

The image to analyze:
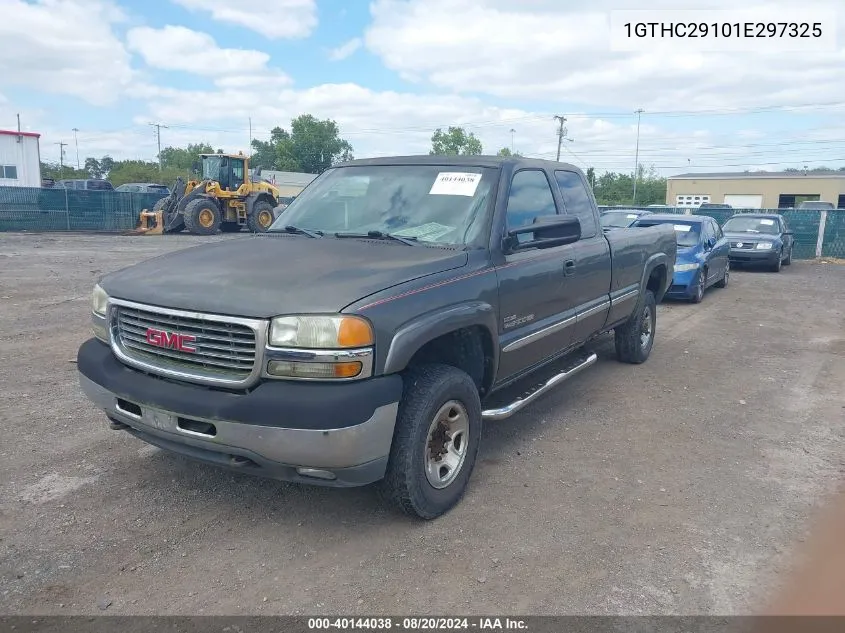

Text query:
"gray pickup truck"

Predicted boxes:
[[77, 156, 677, 519]]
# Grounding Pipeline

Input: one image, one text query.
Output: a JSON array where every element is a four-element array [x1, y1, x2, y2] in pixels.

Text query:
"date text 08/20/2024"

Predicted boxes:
[[307, 617, 528, 631]]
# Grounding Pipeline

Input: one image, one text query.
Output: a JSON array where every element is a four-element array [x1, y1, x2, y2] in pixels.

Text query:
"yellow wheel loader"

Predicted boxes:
[[135, 152, 282, 235]]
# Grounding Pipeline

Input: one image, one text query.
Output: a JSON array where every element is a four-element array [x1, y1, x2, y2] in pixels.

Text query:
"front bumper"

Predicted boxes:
[[729, 248, 779, 264], [77, 339, 402, 487], [665, 268, 698, 298]]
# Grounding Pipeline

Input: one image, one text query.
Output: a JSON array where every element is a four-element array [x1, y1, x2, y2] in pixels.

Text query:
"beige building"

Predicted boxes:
[[666, 171, 845, 209]]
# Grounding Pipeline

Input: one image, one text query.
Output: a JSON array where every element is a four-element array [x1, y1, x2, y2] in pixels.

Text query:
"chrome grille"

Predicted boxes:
[[112, 303, 259, 384]]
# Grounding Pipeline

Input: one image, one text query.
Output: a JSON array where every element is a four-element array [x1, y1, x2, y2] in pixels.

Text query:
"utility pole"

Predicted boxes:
[[510, 128, 515, 154], [55, 142, 68, 178], [632, 108, 644, 204], [554, 115, 567, 161], [149, 122, 168, 171], [249, 117, 253, 157], [72, 128, 80, 169], [16, 113, 21, 142]]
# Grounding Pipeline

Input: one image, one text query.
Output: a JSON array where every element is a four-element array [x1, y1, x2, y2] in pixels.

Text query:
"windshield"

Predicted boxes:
[[635, 220, 701, 247], [722, 216, 779, 234], [269, 165, 498, 246], [601, 211, 640, 228], [202, 156, 224, 181]]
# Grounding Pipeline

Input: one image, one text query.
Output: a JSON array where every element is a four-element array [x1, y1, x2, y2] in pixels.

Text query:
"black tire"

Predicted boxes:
[[614, 289, 657, 364], [220, 222, 242, 233], [183, 198, 221, 235], [246, 200, 275, 233], [715, 263, 729, 288], [691, 268, 706, 303], [783, 246, 792, 265], [771, 250, 783, 273], [379, 364, 482, 520]]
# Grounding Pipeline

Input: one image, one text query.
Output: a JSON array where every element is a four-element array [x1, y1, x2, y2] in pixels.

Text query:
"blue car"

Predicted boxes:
[[631, 214, 730, 303]]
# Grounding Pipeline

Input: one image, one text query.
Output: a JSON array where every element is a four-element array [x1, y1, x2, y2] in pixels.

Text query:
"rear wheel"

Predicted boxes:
[[246, 200, 275, 233], [183, 198, 221, 235], [379, 364, 482, 520], [614, 290, 656, 364], [715, 263, 729, 288]]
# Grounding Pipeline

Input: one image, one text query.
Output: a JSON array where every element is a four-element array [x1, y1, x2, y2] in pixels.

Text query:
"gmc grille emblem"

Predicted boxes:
[[145, 328, 197, 353]]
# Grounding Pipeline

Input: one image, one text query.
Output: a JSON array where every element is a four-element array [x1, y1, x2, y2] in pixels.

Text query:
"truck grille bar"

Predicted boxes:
[[109, 300, 265, 387]]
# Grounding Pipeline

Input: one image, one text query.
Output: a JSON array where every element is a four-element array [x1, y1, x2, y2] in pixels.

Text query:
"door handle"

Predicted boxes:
[[563, 259, 576, 276]]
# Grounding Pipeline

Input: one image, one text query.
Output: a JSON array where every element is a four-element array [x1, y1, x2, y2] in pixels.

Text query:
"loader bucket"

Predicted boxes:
[[130, 209, 165, 235]]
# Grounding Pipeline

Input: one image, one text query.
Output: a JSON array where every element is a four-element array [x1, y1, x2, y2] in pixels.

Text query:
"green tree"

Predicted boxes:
[[108, 160, 189, 187], [591, 164, 666, 206], [496, 147, 522, 157], [84, 156, 115, 179], [40, 161, 87, 180], [250, 115, 353, 174], [430, 127, 483, 156], [159, 143, 215, 170], [586, 167, 596, 188]]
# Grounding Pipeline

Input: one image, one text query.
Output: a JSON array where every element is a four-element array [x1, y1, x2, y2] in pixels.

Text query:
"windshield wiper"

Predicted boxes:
[[282, 225, 323, 238], [335, 230, 420, 246]]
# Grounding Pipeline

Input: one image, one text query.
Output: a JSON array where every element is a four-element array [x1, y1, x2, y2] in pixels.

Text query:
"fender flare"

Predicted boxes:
[[246, 192, 277, 214], [638, 252, 671, 305], [382, 301, 499, 380]]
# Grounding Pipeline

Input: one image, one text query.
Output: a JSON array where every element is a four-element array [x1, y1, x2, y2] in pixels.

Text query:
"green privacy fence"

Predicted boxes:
[[600, 206, 845, 259], [0, 186, 166, 233]]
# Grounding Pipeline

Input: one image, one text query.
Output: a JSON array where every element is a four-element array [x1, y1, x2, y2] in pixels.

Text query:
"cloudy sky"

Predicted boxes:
[[1, 0, 843, 175]]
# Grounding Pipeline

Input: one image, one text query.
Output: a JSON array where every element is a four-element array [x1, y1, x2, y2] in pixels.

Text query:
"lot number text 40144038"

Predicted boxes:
[[307, 617, 528, 631]]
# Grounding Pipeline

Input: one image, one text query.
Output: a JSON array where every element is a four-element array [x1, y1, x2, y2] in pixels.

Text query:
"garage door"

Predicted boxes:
[[724, 195, 763, 209]]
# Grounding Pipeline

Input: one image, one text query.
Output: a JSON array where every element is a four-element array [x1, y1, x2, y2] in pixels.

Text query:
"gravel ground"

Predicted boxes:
[[1, 232, 844, 616]]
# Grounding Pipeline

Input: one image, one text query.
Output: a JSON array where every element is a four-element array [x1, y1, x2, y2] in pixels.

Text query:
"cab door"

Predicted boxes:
[[495, 169, 580, 382]]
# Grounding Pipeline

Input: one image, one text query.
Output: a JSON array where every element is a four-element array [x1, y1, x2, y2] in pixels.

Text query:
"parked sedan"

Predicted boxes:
[[600, 208, 652, 231], [722, 213, 794, 272], [115, 183, 171, 195], [631, 214, 730, 303]]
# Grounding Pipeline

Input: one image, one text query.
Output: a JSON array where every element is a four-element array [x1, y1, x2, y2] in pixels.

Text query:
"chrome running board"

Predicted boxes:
[[481, 352, 598, 421]]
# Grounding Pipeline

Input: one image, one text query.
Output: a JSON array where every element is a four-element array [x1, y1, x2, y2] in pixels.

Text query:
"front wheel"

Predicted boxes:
[[614, 289, 657, 364], [691, 268, 706, 303], [183, 198, 221, 235], [379, 364, 482, 520], [771, 250, 783, 272], [783, 246, 792, 265]]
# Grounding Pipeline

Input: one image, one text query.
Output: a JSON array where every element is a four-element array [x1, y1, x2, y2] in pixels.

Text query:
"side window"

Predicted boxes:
[[713, 220, 723, 239], [505, 170, 558, 239], [554, 170, 597, 238]]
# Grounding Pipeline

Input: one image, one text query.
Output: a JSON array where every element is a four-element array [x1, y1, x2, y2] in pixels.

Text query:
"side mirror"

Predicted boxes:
[[507, 215, 581, 251], [705, 237, 716, 249]]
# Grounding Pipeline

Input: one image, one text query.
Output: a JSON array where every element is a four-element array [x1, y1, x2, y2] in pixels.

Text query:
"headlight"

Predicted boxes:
[[268, 315, 374, 349], [755, 242, 774, 250], [674, 263, 700, 272], [92, 284, 109, 316]]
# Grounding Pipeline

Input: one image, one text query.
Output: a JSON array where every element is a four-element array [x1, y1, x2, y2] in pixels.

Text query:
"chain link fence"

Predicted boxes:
[[0, 186, 165, 233], [600, 206, 845, 259]]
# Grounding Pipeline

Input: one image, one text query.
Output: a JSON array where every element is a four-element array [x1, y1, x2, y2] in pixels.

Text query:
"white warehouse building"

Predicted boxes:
[[0, 129, 42, 187]]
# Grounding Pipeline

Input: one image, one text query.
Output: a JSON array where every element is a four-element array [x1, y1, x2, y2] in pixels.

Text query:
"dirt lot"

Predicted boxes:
[[1, 232, 844, 616]]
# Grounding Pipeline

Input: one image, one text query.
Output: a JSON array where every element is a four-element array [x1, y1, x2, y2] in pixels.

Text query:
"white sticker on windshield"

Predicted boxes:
[[392, 222, 455, 241], [429, 172, 482, 196], [674, 224, 692, 232], [760, 219, 774, 225]]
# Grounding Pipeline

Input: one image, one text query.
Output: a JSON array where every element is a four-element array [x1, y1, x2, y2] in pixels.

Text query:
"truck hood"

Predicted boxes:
[[100, 234, 468, 318]]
